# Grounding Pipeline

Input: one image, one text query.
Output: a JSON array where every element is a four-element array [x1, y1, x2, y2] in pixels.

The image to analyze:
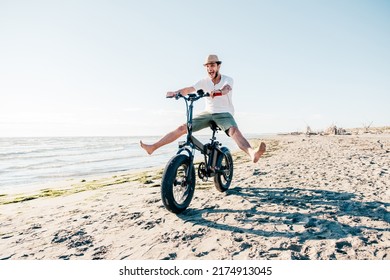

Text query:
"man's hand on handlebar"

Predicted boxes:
[[166, 91, 177, 98], [210, 84, 232, 98], [210, 90, 222, 98]]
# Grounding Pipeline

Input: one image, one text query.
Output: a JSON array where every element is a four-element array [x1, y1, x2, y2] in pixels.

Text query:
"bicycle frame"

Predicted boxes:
[[174, 91, 223, 179]]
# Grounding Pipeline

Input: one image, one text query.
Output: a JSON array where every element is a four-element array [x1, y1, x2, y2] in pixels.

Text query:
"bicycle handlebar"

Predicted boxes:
[[167, 89, 221, 100]]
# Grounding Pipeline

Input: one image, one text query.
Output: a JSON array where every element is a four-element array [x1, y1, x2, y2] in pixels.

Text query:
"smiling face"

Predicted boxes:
[[205, 62, 221, 80]]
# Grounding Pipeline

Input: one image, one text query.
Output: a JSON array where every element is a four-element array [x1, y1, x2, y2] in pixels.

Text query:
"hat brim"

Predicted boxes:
[[203, 61, 222, 66]]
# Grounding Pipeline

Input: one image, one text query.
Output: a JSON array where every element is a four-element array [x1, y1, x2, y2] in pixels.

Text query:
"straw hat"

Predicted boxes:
[[203, 54, 222, 65]]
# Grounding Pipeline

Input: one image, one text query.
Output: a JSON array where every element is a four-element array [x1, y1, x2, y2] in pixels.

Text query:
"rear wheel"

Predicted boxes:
[[214, 147, 233, 192], [161, 154, 195, 213]]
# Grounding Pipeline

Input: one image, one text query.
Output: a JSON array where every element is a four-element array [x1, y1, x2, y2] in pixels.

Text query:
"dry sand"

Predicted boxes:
[[1, 134, 389, 260]]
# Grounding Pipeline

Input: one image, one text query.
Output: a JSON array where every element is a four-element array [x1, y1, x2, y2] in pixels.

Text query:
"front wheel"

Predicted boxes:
[[161, 154, 195, 214], [214, 147, 234, 192]]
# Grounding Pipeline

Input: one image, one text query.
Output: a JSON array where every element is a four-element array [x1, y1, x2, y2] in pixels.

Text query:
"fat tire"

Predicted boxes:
[[161, 154, 195, 214], [214, 147, 233, 192]]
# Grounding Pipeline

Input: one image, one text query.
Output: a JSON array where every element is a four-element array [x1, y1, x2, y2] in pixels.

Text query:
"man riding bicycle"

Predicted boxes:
[[140, 54, 266, 163]]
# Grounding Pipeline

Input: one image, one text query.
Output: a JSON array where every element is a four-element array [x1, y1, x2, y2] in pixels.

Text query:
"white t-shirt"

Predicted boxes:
[[193, 75, 235, 115]]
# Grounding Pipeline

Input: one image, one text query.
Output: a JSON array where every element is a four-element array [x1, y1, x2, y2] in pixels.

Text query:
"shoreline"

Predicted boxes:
[[0, 165, 166, 205], [0, 133, 273, 202], [1, 133, 389, 260]]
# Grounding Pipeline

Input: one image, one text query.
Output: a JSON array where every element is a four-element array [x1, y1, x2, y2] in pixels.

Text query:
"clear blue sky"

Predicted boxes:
[[1, 0, 389, 136]]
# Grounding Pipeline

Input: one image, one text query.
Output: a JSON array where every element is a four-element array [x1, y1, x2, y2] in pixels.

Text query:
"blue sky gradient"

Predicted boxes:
[[1, 0, 389, 136]]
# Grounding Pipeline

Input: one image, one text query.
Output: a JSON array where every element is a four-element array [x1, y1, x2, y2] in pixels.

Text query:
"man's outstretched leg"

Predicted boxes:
[[228, 127, 266, 163], [140, 124, 187, 155]]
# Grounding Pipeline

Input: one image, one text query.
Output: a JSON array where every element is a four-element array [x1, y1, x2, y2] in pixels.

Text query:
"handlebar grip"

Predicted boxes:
[[166, 92, 182, 99]]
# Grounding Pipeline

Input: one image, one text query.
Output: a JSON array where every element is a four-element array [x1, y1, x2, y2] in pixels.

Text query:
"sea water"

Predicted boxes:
[[0, 134, 243, 193]]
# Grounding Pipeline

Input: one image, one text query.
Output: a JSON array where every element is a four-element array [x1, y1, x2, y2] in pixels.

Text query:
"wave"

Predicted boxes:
[[0, 141, 137, 160], [0, 135, 240, 191]]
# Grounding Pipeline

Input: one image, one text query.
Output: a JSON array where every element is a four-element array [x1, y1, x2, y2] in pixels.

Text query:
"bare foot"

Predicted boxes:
[[140, 141, 154, 155], [252, 142, 266, 163]]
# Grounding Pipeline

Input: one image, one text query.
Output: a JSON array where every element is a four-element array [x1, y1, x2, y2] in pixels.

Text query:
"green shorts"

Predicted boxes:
[[192, 112, 237, 135]]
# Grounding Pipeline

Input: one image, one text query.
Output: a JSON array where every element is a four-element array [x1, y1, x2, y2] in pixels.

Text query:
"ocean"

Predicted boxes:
[[0, 134, 241, 193]]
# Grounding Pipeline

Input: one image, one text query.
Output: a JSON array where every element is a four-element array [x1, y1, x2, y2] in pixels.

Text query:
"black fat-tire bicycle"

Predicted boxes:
[[161, 90, 234, 214]]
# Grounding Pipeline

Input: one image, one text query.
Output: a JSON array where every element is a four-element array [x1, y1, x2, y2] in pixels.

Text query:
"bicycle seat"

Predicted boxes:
[[209, 121, 221, 131]]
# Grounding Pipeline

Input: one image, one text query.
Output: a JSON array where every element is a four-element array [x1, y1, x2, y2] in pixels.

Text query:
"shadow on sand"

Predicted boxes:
[[179, 186, 390, 243]]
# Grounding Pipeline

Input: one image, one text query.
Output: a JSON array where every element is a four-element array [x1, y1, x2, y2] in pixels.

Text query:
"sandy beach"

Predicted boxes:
[[1, 133, 389, 260]]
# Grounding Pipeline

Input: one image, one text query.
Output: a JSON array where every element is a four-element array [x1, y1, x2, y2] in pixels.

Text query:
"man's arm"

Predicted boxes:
[[220, 84, 232, 94], [211, 84, 232, 98], [166, 86, 196, 98]]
